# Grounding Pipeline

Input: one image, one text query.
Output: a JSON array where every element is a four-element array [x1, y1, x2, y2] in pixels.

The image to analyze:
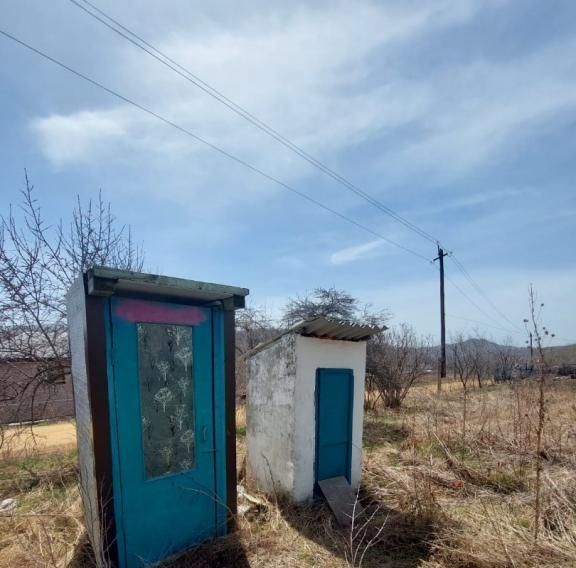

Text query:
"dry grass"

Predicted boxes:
[[1, 378, 575, 567], [0, 422, 77, 455], [0, 448, 86, 568]]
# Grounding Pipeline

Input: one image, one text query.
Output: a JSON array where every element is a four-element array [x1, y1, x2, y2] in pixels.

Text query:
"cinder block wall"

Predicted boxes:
[[0, 360, 74, 425]]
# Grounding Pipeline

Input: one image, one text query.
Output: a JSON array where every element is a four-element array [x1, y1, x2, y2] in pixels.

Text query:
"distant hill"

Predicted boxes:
[[430, 338, 576, 366]]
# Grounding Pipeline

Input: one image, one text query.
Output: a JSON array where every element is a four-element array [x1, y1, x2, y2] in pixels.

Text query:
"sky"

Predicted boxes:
[[1, 0, 575, 346]]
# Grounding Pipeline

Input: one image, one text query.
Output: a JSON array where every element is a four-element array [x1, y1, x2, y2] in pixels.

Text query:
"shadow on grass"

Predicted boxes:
[[68, 530, 251, 568], [279, 485, 444, 568], [363, 416, 410, 450], [67, 537, 97, 568], [163, 531, 250, 568]]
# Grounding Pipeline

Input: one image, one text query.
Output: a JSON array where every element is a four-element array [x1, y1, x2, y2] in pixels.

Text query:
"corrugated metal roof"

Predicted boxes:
[[290, 317, 383, 341], [244, 317, 384, 359]]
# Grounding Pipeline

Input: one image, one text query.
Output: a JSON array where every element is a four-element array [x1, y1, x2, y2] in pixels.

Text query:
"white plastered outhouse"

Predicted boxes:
[[245, 317, 381, 503]]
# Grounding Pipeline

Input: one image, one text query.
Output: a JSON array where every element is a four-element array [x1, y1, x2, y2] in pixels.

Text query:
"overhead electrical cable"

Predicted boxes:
[[445, 314, 523, 337], [69, 0, 440, 246], [444, 272, 515, 332], [448, 254, 523, 332], [68, 0, 526, 334], [0, 27, 431, 264], [2, 4, 524, 335]]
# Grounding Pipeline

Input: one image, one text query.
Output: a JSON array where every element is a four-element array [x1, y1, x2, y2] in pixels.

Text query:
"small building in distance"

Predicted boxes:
[[245, 317, 381, 503], [0, 327, 72, 425]]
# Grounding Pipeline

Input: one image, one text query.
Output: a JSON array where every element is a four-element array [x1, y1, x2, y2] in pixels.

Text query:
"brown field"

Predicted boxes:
[[1, 377, 575, 568], [1, 421, 77, 455]]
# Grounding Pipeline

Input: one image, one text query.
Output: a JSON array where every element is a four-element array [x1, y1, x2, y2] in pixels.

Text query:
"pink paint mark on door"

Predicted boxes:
[[114, 298, 206, 325]]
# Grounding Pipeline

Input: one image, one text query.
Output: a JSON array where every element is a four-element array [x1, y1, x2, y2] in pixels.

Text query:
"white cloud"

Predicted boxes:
[[330, 239, 390, 265], [31, 111, 127, 166], [29, 0, 500, 182]]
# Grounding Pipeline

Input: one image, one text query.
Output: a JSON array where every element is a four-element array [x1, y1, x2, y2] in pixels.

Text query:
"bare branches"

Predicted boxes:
[[282, 287, 359, 327], [367, 324, 432, 409], [0, 173, 143, 431], [235, 307, 278, 356], [282, 288, 390, 328], [525, 285, 549, 544]]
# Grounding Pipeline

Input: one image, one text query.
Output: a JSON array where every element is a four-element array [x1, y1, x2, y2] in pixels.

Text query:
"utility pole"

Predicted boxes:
[[528, 331, 534, 367], [433, 245, 448, 392]]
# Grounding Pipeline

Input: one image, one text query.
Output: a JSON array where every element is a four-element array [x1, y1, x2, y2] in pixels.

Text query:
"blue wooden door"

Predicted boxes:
[[107, 297, 223, 567], [315, 369, 354, 484]]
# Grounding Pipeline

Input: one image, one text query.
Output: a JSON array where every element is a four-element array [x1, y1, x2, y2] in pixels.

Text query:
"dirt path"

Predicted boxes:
[[5, 421, 77, 453]]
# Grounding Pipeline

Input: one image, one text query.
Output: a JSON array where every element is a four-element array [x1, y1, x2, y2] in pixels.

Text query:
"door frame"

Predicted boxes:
[[105, 294, 231, 566], [314, 368, 354, 486]]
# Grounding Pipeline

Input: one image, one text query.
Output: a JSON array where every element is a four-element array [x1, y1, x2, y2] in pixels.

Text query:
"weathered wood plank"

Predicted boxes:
[[87, 266, 249, 305]]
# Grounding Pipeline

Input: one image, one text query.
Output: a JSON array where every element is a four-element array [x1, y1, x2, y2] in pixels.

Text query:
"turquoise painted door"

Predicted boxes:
[[107, 297, 224, 567], [315, 369, 354, 484]]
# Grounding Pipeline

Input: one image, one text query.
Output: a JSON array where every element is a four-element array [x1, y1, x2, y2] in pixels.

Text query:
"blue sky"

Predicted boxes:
[[1, 0, 575, 345]]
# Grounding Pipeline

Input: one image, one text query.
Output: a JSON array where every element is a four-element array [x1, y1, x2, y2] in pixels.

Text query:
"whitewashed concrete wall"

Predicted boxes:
[[246, 333, 297, 497], [247, 332, 367, 503], [293, 335, 366, 502]]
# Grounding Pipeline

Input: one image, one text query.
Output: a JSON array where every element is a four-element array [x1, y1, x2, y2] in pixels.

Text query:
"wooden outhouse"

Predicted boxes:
[[67, 267, 248, 568], [245, 317, 380, 503]]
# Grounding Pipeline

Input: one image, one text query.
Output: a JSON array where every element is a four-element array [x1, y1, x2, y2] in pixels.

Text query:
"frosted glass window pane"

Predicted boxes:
[[137, 323, 195, 479]]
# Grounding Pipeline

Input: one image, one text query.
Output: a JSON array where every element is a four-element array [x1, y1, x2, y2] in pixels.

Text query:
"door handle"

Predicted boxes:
[[202, 425, 207, 442]]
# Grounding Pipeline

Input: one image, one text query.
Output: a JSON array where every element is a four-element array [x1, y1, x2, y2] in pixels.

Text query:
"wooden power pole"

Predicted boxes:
[[434, 245, 448, 392]]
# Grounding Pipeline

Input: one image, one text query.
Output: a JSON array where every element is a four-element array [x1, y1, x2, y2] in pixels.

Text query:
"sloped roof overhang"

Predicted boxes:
[[86, 267, 249, 310]]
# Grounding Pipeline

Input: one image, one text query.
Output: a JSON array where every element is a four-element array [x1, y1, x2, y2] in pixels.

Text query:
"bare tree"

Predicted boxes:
[[0, 173, 143, 435], [467, 336, 492, 388], [236, 307, 278, 356], [449, 334, 493, 389], [450, 333, 474, 390], [282, 287, 389, 328], [449, 332, 478, 441], [493, 337, 522, 382], [367, 324, 432, 409], [283, 287, 358, 326]]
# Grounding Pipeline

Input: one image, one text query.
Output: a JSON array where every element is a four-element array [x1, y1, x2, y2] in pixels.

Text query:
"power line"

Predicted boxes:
[[444, 272, 515, 332], [430, 260, 524, 341], [0, 27, 432, 264], [445, 314, 524, 337], [68, 0, 440, 246], [68, 0, 530, 343], [0, 18, 526, 338], [448, 253, 523, 332]]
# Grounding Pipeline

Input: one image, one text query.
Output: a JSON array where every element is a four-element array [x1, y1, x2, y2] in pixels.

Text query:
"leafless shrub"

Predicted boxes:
[[493, 337, 523, 381], [367, 324, 432, 409], [524, 285, 550, 544]]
